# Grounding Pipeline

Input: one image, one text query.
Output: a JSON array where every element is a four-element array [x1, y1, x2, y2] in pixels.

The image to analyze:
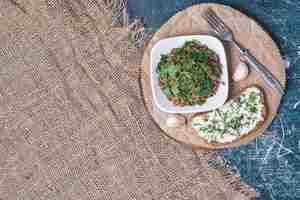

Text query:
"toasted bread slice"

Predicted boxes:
[[190, 86, 267, 146]]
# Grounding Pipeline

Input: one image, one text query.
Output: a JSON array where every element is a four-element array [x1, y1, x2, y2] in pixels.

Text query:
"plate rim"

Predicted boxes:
[[150, 34, 229, 114]]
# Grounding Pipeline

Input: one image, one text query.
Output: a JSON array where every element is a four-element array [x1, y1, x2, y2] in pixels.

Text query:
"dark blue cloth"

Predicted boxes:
[[128, 1, 300, 200]]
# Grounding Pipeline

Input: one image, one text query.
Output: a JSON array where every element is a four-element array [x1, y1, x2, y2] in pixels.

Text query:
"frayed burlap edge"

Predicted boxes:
[[9, 0, 259, 199], [103, 1, 259, 199], [84, 0, 259, 199]]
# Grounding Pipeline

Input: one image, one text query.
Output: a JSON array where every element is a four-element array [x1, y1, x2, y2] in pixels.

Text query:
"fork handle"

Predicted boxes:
[[233, 42, 285, 95]]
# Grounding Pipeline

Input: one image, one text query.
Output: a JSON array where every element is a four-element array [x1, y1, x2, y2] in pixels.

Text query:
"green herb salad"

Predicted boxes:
[[156, 40, 223, 106]]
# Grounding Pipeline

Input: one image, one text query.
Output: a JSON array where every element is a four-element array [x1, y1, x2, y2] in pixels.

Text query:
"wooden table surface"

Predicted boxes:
[[128, 1, 300, 200]]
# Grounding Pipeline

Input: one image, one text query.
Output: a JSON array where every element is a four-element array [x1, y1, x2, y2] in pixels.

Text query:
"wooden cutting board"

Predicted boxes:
[[141, 3, 286, 149]]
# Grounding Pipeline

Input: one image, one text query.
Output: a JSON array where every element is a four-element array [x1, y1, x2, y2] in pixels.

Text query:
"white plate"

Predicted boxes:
[[150, 35, 229, 113]]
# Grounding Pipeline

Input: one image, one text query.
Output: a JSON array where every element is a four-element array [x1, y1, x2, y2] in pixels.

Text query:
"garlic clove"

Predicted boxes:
[[166, 115, 186, 128], [233, 61, 249, 82]]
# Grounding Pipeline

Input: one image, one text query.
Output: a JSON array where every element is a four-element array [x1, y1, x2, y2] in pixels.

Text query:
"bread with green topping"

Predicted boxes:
[[191, 86, 267, 145]]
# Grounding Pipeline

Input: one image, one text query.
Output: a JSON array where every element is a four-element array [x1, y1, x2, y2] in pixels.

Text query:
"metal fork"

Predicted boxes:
[[203, 8, 285, 95]]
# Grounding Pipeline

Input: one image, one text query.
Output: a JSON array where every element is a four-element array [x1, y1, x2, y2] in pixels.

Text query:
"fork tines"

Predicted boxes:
[[202, 8, 229, 34]]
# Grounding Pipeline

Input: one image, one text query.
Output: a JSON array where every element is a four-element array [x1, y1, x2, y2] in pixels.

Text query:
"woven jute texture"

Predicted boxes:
[[0, 0, 258, 199]]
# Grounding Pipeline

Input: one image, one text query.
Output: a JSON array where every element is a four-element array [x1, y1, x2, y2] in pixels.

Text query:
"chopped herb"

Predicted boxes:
[[156, 40, 222, 106], [192, 87, 264, 143]]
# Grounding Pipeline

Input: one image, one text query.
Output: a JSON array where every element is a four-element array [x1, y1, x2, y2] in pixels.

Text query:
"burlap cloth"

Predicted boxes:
[[0, 0, 258, 199]]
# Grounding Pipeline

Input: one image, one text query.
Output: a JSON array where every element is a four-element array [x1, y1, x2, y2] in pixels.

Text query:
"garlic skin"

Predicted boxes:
[[233, 62, 249, 82], [166, 115, 186, 128]]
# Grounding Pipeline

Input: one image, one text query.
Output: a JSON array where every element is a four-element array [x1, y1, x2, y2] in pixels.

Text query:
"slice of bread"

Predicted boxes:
[[190, 86, 267, 146]]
